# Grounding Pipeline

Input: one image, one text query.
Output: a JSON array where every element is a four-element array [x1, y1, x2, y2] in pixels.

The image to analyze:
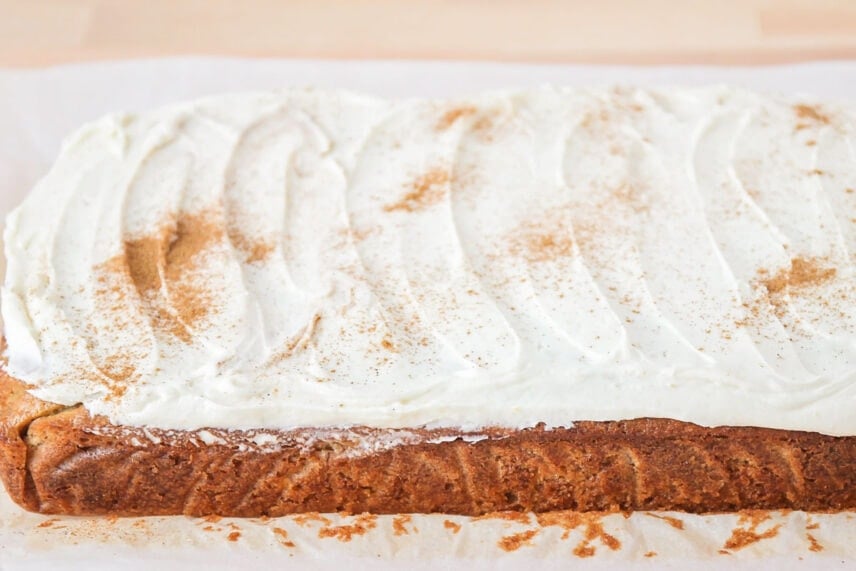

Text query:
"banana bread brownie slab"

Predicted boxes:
[[2, 372, 854, 517], [2, 87, 855, 517]]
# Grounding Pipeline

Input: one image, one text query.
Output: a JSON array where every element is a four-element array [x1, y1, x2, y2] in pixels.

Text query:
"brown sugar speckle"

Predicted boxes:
[[444, 520, 462, 534], [722, 511, 783, 552], [498, 529, 539, 552], [384, 168, 450, 213]]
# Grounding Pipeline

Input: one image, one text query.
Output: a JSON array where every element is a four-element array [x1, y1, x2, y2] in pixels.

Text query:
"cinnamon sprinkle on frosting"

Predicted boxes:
[[104, 207, 225, 343], [759, 257, 836, 296], [509, 213, 574, 263], [384, 168, 450, 213], [793, 104, 830, 125], [436, 106, 477, 131]]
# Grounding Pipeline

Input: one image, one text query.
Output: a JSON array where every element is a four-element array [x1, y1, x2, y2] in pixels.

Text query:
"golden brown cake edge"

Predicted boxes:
[[0, 370, 854, 517]]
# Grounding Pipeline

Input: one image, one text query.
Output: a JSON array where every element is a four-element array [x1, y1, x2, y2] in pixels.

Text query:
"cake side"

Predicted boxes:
[[2, 372, 853, 517], [0, 366, 68, 511]]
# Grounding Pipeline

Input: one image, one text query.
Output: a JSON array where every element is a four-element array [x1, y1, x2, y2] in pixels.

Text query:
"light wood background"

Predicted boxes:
[[2, 0, 856, 67]]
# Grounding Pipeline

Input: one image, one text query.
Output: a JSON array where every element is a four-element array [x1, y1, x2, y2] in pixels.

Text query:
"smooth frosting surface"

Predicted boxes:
[[3, 86, 855, 434]]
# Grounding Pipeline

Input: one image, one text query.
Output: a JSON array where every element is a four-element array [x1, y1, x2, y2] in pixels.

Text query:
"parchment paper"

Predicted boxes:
[[0, 58, 854, 570]]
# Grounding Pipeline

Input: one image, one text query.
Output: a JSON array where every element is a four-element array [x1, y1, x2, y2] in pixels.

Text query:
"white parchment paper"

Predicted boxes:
[[0, 58, 854, 570]]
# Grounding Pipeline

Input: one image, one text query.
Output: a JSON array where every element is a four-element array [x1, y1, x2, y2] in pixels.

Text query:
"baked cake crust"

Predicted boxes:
[[2, 371, 853, 517]]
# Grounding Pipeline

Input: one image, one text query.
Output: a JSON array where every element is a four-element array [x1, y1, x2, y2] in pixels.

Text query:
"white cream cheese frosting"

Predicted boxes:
[[2, 86, 855, 434]]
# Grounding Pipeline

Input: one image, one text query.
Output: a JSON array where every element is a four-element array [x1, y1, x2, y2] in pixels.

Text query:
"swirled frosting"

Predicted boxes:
[[3, 87, 855, 434]]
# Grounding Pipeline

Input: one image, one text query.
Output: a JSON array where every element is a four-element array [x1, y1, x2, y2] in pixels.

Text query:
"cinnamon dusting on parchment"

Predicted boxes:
[[721, 511, 783, 552], [807, 533, 823, 552], [498, 529, 539, 552], [645, 513, 685, 530], [536, 512, 621, 558], [272, 527, 296, 548], [805, 516, 824, 552], [384, 168, 450, 213], [392, 514, 414, 536], [317, 513, 378, 542], [292, 512, 333, 527]]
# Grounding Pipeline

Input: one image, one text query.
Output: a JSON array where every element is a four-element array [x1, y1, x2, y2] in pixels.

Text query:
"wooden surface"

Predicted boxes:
[[1, 0, 856, 67]]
